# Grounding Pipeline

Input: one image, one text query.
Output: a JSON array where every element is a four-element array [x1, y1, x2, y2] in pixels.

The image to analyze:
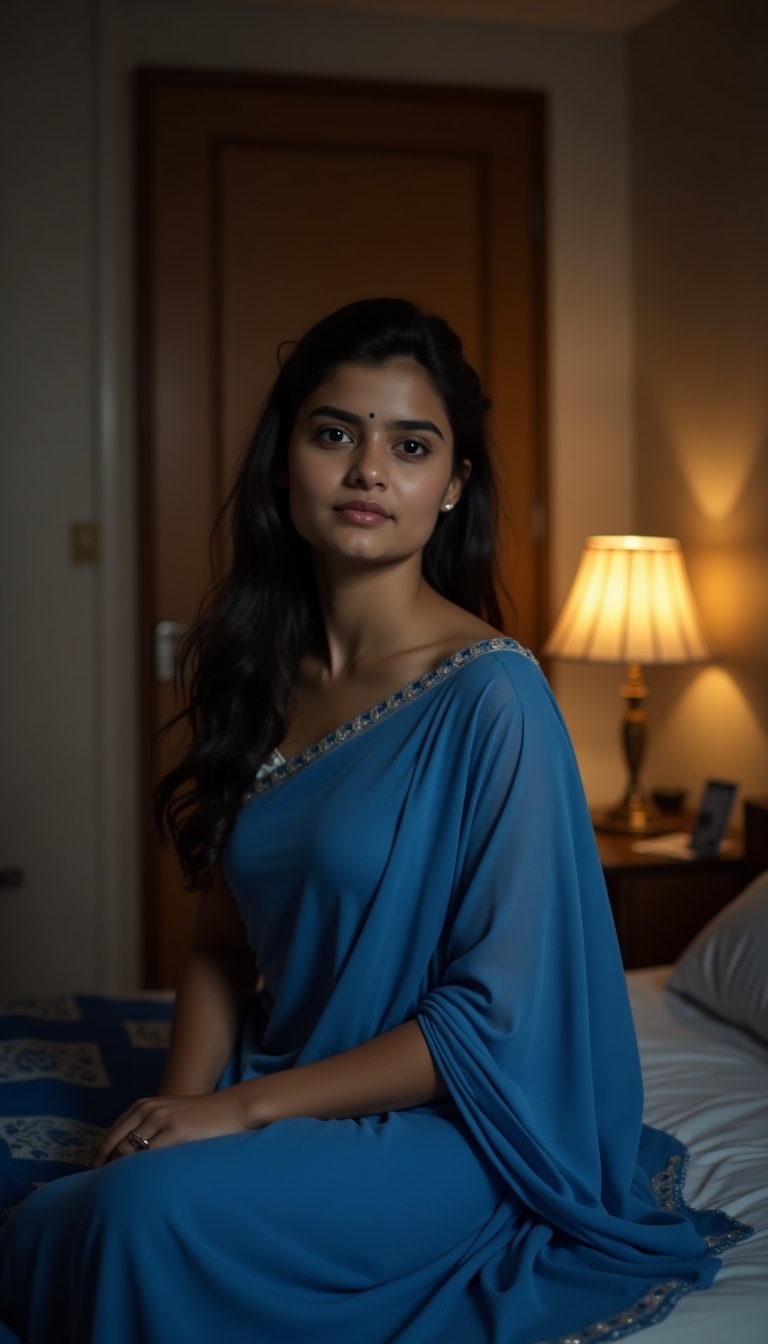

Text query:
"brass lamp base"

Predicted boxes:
[[592, 662, 681, 836]]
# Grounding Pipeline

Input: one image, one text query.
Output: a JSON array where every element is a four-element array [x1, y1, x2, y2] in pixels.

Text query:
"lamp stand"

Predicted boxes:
[[592, 663, 677, 835]]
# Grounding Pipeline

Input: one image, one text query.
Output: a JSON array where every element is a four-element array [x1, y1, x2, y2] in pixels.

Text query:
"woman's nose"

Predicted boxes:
[[346, 438, 388, 489]]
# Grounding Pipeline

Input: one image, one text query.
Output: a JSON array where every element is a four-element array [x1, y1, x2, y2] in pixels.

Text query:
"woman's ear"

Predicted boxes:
[[441, 458, 472, 510]]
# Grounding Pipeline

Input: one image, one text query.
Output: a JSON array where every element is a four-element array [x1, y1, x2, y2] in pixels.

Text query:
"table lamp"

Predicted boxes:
[[543, 535, 711, 834]]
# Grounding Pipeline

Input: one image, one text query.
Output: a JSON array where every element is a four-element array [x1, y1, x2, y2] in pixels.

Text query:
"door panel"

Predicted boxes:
[[138, 72, 547, 986], [220, 145, 486, 487]]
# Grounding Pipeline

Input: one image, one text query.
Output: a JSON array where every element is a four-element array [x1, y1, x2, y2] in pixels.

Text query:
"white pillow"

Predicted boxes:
[[667, 868, 768, 1045]]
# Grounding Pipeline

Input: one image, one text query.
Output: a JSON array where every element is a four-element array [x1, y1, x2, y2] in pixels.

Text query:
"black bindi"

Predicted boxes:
[[369, 412, 375, 418]]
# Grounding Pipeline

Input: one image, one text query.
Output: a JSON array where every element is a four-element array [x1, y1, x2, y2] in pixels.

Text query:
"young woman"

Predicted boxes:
[[0, 299, 744, 1344]]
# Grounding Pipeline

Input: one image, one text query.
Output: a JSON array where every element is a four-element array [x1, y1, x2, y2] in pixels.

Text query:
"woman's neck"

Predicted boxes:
[[312, 555, 435, 678]]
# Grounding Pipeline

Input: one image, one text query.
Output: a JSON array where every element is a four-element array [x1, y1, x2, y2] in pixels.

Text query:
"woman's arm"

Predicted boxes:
[[92, 1014, 446, 1164], [239, 1020, 447, 1126], [157, 870, 257, 1096]]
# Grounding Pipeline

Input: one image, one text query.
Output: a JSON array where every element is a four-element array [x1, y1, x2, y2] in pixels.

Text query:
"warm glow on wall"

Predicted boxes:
[[686, 548, 768, 658], [662, 402, 765, 524], [647, 664, 766, 798], [679, 437, 760, 522], [676, 666, 761, 738]]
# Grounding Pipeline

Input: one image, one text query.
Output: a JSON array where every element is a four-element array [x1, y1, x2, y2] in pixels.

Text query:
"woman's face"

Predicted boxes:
[[285, 359, 469, 569]]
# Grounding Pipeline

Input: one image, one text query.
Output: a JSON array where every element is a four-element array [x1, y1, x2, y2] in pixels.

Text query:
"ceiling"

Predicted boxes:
[[225, 0, 682, 32]]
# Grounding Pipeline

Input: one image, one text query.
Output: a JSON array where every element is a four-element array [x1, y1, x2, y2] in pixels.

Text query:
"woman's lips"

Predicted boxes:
[[334, 501, 391, 525]]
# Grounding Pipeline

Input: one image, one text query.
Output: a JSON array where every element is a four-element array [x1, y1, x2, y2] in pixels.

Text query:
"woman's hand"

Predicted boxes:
[[90, 1087, 253, 1168]]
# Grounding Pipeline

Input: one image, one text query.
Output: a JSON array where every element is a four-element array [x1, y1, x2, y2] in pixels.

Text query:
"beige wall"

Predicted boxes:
[[631, 0, 768, 809]]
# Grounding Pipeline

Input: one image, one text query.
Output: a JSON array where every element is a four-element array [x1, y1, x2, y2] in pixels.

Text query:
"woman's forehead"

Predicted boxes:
[[303, 359, 449, 423]]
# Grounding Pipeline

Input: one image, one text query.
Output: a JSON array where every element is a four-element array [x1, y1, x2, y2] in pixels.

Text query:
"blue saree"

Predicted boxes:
[[0, 640, 748, 1343]]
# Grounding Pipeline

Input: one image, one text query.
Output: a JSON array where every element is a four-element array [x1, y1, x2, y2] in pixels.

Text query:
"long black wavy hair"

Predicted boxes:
[[155, 297, 504, 890]]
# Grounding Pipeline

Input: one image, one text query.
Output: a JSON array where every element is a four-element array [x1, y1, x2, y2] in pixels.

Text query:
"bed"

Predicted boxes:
[[625, 965, 767, 1340], [1, 804, 766, 1340]]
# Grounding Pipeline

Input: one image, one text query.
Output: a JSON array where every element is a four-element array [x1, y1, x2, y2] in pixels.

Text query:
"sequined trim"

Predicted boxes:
[[242, 638, 537, 803], [536, 1150, 754, 1343], [651, 1151, 685, 1210], [540, 1281, 689, 1344], [651, 1150, 753, 1257]]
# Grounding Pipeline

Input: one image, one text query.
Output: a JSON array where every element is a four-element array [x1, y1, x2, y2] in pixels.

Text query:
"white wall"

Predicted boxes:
[[0, 0, 633, 992]]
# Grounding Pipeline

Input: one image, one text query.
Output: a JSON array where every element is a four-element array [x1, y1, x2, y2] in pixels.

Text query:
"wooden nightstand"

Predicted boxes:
[[595, 821, 745, 969]]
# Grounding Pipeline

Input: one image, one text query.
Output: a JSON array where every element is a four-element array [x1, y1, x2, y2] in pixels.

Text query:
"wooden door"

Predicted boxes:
[[137, 71, 547, 987]]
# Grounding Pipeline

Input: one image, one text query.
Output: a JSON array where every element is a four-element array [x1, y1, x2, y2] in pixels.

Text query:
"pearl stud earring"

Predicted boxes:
[[442, 502, 454, 512]]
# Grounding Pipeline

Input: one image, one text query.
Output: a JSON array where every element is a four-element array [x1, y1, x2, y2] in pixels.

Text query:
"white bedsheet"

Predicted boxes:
[[627, 967, 768, 1342]]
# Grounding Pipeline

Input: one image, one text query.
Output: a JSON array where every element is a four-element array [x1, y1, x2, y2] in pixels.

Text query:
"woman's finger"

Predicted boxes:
[[107, 1135, 150, 1163], [90, 1099, 158, 1168], [91, 1091, 247, 1168]]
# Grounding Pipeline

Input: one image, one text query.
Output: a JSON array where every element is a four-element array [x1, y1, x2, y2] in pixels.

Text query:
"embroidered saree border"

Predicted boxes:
[[242, 638, 537, 803], [540, 1150, 753, 1344]]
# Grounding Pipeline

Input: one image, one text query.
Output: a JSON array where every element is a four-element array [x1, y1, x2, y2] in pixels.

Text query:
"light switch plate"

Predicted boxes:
[[71, 521, 101, 565]]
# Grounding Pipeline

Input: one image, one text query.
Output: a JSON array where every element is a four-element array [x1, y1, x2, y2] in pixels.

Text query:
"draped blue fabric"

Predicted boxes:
[[0, 641, 747, 1344]]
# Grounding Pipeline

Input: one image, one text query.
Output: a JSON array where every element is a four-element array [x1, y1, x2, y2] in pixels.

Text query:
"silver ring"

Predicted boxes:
[[127, 1129, 151, 1151]]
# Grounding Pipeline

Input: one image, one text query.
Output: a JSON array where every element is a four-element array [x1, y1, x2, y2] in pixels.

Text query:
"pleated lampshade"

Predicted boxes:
[[543, 536, 711, 665]]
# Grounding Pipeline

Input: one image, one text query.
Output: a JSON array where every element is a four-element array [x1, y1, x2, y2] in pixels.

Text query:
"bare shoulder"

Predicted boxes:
[[394, 602, 505, 685], [419, 595, 503, 665], [434, 614, 503, 659]]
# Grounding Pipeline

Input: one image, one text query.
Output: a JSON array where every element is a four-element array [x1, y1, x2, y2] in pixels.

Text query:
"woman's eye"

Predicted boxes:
[[318, 426, 353, 445], [398, 439, 428, 458]]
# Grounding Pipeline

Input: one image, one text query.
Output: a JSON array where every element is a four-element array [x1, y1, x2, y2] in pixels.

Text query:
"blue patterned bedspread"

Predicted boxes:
[[0, 994, 174, 1217]]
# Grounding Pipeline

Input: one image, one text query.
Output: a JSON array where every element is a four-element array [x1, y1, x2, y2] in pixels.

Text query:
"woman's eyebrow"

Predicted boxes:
[[308, 406, 444, 440], [309, 405, 360, 425], [388, 418, 444, 440]]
